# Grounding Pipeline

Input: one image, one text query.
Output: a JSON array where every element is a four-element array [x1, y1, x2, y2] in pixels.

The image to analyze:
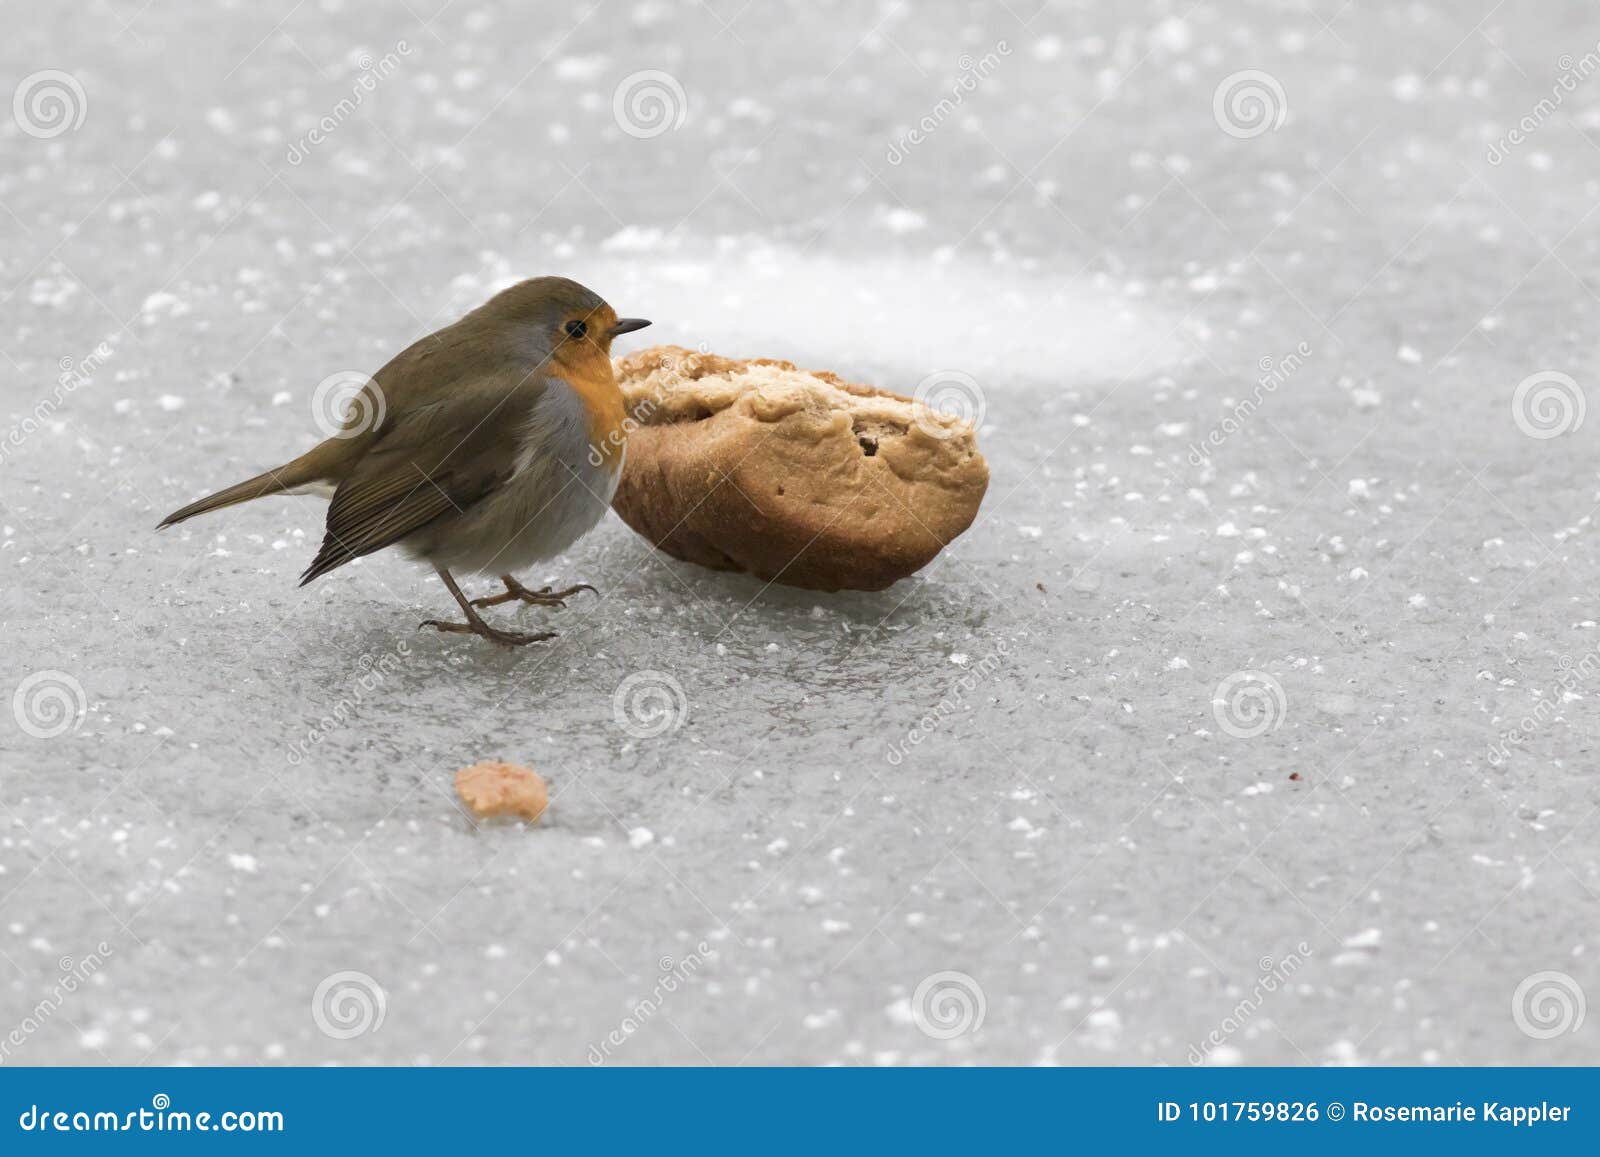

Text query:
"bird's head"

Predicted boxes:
[[478, 276, 651, 357]]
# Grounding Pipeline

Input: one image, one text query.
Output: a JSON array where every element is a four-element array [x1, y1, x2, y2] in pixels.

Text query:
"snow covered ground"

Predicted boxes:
[[3, 0, 1597, 1065]]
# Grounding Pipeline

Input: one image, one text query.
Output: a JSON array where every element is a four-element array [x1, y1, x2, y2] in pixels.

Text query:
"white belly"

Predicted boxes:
[[406, 383, 623, 576]]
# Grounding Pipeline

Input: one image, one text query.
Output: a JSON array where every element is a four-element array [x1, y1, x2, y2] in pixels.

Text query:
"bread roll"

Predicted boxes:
[[609, 346, 988, 592]]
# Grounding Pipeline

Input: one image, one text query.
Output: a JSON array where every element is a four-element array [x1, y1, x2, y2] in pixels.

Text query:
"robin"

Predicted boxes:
[[158, 276, 651, 647]]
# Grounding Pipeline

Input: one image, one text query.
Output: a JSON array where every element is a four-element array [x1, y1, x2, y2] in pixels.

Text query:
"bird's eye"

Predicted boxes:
[[564, 319, 588, 340]]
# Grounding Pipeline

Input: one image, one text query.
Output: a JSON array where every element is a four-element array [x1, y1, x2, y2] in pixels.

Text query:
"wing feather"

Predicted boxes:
[[298, 369, 544, 584]]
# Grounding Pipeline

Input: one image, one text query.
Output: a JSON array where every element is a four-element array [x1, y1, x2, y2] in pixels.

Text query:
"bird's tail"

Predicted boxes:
[[157, 447, 335, 529]]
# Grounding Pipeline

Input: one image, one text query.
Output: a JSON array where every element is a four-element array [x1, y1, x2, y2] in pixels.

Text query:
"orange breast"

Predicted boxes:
[[554, 348, 628, 455]]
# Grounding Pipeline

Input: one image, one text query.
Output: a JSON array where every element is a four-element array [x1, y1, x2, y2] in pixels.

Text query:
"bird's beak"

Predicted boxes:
[[610, 318, 652, 337]]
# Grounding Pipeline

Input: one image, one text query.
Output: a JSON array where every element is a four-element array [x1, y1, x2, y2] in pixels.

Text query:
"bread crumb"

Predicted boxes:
[[454, 761, 548, 823]]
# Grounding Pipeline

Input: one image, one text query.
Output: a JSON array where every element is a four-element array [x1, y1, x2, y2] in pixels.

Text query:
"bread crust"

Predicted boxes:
[[610, 346, 989, 591]]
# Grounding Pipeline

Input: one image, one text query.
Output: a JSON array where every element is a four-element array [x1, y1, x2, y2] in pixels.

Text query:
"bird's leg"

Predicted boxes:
[[420, 568, 555, 648], [470, 573, 598, 609]]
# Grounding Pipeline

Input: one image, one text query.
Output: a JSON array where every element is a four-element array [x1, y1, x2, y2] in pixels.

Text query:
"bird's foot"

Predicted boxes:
[[471, 577, 597, 609], [418, 618, 556, 648]]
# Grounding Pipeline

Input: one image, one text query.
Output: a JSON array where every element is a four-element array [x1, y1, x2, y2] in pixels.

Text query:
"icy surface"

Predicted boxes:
[[2, 1, 1597, 1065]]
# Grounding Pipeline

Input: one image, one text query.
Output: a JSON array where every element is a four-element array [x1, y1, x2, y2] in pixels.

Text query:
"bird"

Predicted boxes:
[[158, 276, 651, 647]]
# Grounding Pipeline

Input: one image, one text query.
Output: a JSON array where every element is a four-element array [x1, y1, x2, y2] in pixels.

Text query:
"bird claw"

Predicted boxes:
[[471, 579, 598, 609], [418, 619, 556, 648]]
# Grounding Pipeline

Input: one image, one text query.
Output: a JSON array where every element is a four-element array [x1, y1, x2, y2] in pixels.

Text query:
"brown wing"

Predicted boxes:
[[298, 377, 538, 585]]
